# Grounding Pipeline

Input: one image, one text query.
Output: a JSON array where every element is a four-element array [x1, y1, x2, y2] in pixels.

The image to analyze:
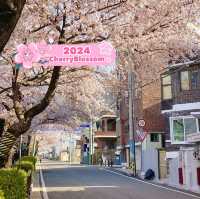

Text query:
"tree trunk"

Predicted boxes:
[[5, 145, 16, 168], [0, 67, 61, 167], [0, 131, 17, 167], [0, 0, 26, 53]]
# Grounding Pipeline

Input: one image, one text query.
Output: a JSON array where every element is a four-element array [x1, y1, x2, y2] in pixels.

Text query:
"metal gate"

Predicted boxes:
[[158, 149, 167, 179]]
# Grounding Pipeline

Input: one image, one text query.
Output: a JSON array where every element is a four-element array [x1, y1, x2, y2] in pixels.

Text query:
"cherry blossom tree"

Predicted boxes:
[[0, 0, 129, 167], [112, 0, 200, 129]]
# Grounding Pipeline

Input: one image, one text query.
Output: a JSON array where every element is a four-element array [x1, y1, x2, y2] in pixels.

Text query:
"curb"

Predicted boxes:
[[105, 167, 200, 198]]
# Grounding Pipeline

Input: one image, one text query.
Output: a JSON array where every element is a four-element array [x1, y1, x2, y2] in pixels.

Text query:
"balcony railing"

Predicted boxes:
[[94, 131, 117, 138]]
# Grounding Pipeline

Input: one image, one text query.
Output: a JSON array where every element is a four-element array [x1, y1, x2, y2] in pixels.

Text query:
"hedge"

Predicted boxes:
[[21, 156, 37, 166], [15, 161, 34, 173], [0, 190, 5, 199], [0, 169, 27, 199]]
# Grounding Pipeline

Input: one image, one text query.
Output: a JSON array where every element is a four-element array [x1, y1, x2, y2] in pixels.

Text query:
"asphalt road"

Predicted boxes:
[[34, 160, 200, 199]]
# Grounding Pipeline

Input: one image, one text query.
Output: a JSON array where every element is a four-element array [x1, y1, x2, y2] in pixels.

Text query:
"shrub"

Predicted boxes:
[[15, 161, 34, 173], [0, 168, 27, 199], [21, 156, 37, 166], [0, 190, 5, 199]]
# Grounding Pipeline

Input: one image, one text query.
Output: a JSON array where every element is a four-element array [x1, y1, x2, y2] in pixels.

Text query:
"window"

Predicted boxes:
[[102, 120, 105, 131], [171, 117, 199, 143], [181, 71, 190, 90], [184, 118, 197, 135], [161, 75, 172, 100], [172, 119, 184, 142], [191, 70, 198, 89], [107, 119, 116, 131], [180, 69, 199, 91], [150, 134, 159, 142], [96, 121, 100, 130]]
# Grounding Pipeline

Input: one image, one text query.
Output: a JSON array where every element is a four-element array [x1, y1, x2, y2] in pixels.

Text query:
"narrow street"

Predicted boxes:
[[32, 160, 200, 199]]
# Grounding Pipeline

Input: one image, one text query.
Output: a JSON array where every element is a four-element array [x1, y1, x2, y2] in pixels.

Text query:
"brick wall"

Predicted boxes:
[[142, 80, 165, 132]]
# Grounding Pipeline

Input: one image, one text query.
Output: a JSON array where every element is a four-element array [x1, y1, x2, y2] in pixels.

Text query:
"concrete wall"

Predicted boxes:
[[141, 149, 159, 179], [168, 157, 179, 186], [136, 146, 141, 171], [142, 134, 162, 151], [183, 148, 200, 191], [166, 148, 200, 192]]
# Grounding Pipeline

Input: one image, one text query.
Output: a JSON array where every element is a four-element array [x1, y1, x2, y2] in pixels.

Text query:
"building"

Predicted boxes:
[[93, 114, 118, 164], [161, 60, 200, 191], [59, 132, 82, 164], [116, 70, 165, 178], [116, 87, 130, 166]]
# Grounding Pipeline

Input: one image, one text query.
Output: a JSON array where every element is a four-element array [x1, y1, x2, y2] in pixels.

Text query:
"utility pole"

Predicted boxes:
[[128, 71, 137, 176], [89, 119, 93, 165]]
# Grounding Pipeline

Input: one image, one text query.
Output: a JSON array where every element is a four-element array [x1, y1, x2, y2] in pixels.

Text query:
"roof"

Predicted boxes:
[[167, 59, 200, 70]]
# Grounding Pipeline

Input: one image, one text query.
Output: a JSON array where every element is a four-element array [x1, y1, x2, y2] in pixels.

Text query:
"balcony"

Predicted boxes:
[[95, 115, 117, 139]]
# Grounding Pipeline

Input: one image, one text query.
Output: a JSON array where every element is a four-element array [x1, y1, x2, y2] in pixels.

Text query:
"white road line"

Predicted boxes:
[[33, 185, 119, 192], [39, 164, 49, 199], [102, 168, 200, 199]]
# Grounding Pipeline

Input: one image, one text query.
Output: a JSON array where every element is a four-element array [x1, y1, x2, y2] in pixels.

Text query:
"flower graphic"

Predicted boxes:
[[15, 43, 41, 68]]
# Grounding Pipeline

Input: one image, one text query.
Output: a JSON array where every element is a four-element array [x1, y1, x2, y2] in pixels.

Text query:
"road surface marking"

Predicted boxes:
[[102, 168, 200, 199], [39, 164, 49, 199], [33, 185, 119, 192]]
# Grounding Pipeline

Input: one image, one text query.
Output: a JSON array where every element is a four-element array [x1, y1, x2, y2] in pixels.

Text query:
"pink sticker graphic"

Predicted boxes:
[[15, 41, 116, 69], [15, 43, 40, 68]]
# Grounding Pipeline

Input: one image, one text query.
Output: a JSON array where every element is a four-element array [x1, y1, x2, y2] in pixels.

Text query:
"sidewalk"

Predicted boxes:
[[106, 166, 200, 195], [30, 169, 43, 199]]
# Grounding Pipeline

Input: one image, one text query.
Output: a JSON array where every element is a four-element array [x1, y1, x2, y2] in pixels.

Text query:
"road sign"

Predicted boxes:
[[138, 119, 146, 127], [135, 129, 148, 142], [80, 123, 90, 128]]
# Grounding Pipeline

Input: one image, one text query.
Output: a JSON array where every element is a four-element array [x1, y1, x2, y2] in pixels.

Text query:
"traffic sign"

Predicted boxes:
[[138, 119, 145, 127], [80, 123, 90, 128], [135, 129, 148, 142]]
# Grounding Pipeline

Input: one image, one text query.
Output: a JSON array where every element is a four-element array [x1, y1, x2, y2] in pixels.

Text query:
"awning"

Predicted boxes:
[[162, 102, 200, 114]]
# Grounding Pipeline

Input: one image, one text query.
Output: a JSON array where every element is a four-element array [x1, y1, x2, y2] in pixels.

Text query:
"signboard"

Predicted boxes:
[[138, 119, 145, 127], [135, 129, 148, 142], [80, 123, 90, 128]]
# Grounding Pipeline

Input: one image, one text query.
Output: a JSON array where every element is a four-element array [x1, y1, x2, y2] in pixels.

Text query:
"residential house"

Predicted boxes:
[[94, 115, 118, 164], [161, 60, 200, 191], [116, 70, 165, 178]]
